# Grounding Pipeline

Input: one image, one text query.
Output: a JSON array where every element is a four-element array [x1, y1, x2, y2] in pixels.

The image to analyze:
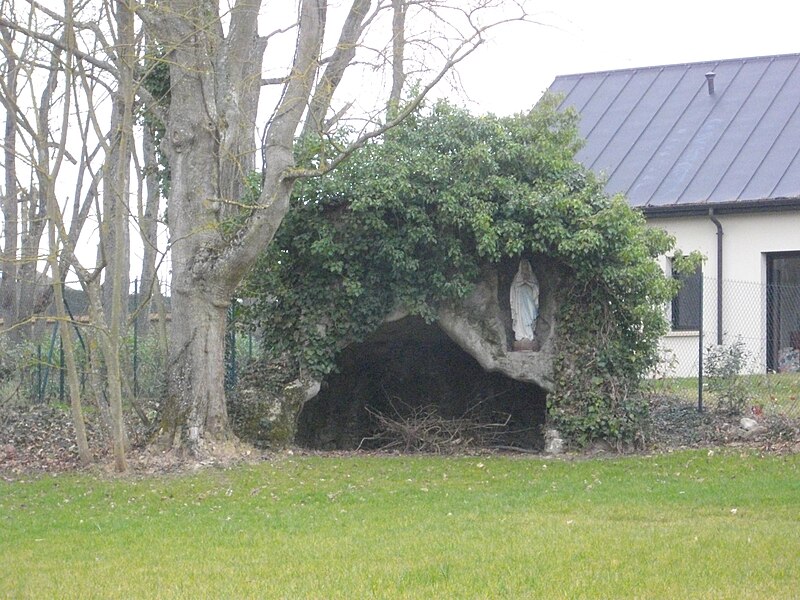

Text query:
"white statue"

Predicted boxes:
[[510, 259, 539, 343]]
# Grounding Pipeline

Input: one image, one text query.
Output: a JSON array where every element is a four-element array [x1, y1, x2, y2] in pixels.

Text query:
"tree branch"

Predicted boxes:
[[301, 0, 373, 138], [286, 3, 531, 180], [261, 76, 288, 85], [0, 15, 117, 75], [263, 0, 326, 153]]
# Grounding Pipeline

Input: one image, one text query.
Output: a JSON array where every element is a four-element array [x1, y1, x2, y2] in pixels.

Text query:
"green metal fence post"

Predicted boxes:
[[59, 336, 65, 405], [698, 275, 704, 413]]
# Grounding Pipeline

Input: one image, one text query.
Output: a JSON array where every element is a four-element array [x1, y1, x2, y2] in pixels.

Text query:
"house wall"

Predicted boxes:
[[647, 209, 800, 377]]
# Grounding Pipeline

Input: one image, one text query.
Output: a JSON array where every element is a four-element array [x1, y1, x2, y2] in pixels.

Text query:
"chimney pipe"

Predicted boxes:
[[705, 72, 716, 95]]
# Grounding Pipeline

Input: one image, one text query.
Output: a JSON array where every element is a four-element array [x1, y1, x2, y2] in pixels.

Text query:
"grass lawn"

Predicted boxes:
[[649, 372, 800, 416], [1, 450, 799, 599]]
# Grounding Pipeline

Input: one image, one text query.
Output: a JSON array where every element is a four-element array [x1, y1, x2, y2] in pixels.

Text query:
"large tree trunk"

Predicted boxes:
[[146, 0, 324, 451], [159, 12, 233, 447], [163, 291, 229, 446], [153, 1, 246, 448]]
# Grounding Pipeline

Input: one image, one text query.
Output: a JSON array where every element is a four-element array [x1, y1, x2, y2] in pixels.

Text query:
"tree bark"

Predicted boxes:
[[163, 291, 230, 445], [136, 123, 162, 337], [387, 0, 406, 118], [101, 0, 134, 329], [0, 23, 19, 331]]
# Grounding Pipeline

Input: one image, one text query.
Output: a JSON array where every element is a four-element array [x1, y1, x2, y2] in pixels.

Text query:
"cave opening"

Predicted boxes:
[[296, 316, 547, 451]]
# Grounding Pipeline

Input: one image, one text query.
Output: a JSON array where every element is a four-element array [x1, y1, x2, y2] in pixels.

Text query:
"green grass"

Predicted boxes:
[[2, 451, 799, 599], [650, 372, 800, 416]]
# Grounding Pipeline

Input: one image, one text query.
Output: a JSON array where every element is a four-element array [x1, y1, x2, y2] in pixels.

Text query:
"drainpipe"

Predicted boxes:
[[708, 209, 723, 345]]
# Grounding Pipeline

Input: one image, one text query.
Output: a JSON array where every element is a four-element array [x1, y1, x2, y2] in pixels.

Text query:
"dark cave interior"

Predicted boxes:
[[296, 316, 547, 451]]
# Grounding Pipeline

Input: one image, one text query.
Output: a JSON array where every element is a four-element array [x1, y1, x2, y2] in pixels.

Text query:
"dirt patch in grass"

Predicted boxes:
[[1, 394, 799, 475], [648, 394, 800, 454], [0, 404, 113, 473], [0, 403, 259, 476]]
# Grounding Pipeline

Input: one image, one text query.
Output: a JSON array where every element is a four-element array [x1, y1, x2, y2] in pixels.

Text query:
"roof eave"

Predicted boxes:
[[640, 197, 800, 219]]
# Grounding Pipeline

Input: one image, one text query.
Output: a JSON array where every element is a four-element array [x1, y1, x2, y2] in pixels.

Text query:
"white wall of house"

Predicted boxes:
[[647, 209, 800, 377]]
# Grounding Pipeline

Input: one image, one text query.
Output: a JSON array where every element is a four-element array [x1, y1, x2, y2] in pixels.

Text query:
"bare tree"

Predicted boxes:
[[99, 0, 136, 332], [0, 0, 142, 471], [0, 0, 101, 464], [135, 121, 162, 336], [0, 16, 20, 330], [0, 8, 58, 338]]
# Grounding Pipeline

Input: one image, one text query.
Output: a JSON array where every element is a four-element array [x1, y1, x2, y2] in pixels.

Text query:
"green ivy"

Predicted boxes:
[[240, 98, 684, 447]]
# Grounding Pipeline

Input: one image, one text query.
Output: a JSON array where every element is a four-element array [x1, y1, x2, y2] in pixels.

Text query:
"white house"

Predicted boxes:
[[548, 54, 800, 376]]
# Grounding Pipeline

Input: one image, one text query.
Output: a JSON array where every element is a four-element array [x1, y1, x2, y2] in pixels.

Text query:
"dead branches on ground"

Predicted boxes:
[[360, 400, 512, 453]]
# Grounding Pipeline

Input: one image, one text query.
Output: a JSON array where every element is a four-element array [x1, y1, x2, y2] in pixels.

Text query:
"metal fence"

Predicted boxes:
[[13, 294, 255, 406], [659, 275, 800, 414]]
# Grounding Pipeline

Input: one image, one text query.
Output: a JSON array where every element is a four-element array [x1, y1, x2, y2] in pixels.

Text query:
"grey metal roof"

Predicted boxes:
[[548, 54, 800, 211]]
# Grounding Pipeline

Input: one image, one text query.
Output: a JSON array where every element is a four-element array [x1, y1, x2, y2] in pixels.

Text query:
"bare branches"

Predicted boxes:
[[284, 0, 531, 180], [301, 0, 373, 138], [360, 400, 513, 453], [0, 14, 117, 74], [264, 0, 327, 152]]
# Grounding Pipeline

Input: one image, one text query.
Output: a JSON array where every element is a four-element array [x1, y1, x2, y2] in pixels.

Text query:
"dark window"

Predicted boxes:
[[671, 264, 702, 331], [767, 252, 800, 371]]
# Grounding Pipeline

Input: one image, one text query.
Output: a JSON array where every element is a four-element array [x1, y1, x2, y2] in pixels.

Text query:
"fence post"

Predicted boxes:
[[59, 336, 65, 405], [698, 275, 704, 413], [36, 343, 42, 404], [39, 325, 59, 404], [133, 277, 139, 398]]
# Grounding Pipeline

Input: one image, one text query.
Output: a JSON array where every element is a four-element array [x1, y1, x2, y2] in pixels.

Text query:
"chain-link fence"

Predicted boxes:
[[658, 275, 800, 415]]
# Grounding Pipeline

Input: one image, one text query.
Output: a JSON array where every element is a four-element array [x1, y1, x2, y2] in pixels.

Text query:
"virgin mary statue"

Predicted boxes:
[[510, 259, 539, 344]]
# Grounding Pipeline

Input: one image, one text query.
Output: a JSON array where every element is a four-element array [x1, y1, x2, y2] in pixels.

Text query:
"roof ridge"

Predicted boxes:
[[552, 52, 800, 82]]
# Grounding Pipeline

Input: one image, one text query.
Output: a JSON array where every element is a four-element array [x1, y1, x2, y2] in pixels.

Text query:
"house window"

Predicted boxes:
[[671, 263, 702, 331], [767, 252, 800, 371]]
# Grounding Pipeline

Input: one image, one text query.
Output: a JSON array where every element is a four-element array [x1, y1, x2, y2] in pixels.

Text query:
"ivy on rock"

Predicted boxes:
[[240, 97, 681, 447]]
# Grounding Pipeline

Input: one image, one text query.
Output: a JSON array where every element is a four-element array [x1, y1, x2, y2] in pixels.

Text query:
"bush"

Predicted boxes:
[[704, 339, 751, 414]]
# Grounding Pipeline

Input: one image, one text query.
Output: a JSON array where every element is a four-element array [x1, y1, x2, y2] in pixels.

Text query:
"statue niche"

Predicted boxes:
[[510, 259, 539, 351]]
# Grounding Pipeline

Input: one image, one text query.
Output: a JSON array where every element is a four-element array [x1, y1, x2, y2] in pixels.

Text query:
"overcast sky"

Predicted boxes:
[[455, 0, 800, 115]]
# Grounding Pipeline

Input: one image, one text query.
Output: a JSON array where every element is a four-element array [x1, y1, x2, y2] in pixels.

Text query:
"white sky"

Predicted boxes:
[[14, 0, 799, 286], [154, 0, 800, 285], [456, 0, 800, 116]]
